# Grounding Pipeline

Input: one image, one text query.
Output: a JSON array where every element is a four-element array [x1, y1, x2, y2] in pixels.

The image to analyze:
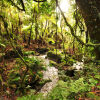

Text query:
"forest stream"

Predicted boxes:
[[29, 54, 59, 96], [28, 53, 84, 96], [0, 0, 100, 99]]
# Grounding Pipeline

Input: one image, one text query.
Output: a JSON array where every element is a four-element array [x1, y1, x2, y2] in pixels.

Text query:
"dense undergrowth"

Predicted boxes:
[[17, 62, 100, 100], [0, 41, 100, 100], [18, 62, 100, 100], [0, 0, 100, 99], [0, 51, 47, 97], [0, 39, 100, 100], [48, 63, 100, 100]]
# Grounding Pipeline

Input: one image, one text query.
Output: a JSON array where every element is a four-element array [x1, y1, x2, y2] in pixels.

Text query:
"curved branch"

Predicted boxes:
[[20, 0, 25, 11], [57, 2, 85, 45], [56, 0, 100, 47], [9, 0, 25, 11], [0, 15, 28, 67], [33, 0, 47, 2], [0, 15, 29, 87]]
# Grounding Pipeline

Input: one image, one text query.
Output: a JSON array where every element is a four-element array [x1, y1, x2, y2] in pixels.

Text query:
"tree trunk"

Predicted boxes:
[[23, 33, 26, 43], [35, 13, 39, 42], [28, 22, 33, 46], [76, 0, 100, 59], [0, 23, 1, 36]]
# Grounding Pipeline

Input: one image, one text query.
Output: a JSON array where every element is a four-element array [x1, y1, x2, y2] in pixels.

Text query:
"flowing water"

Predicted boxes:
[[35, 54, 84, 96], [35, 55, 59, 96], [0, 53, 84, 99], [29, 53, 85, 96]]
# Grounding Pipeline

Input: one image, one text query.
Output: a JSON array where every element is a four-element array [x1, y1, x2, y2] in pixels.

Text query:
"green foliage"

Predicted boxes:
[[47, 38, 55, 45], [47, 50, 76, 66], [40, 1, 55, 15], [0, 74, 3, 83], [0, 0, 100, 99], [7, 56, 46, 94], [46, 62, 100, 100], [22, 56, 46, 70], [22, 25, 32, 32], [0, 38, 6, 48], [85, 46, 95, 57], [23, 51, 35, 56], [87, 92, 100, 100], [49, 60, 59, 67], [8, 72, 20, 85], [17, 91, 44, 100], [47, 78, 90, 100], [65, 57, 76, 66], [0, 42, 6, 48], [17, 95, 43, 100], [47, 51, 62, 63]]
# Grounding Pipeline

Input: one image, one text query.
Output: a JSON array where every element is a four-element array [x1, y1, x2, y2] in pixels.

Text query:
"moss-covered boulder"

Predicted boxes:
[[49, 60, 59, 67], [47, 51, 62, 63], [36, 48, 49, 54], [4, 47, 23, 59], [23, 51, 35, 56]]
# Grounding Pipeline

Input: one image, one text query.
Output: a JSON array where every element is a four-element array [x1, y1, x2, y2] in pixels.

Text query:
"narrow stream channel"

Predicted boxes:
[[35, 55, 59, 96], [29, 53, 84, 96]]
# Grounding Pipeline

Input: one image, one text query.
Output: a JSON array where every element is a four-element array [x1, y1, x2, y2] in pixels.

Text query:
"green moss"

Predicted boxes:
[[36, 48, 49, 54], [23, 51, 35, 56], [49, 60, 59, 67], [47, 51, 62, 63]]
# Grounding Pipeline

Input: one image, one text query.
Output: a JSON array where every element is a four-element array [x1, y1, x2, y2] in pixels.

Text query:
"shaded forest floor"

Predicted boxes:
[[0, 39, 55, 99], [0, 40, 100, 100]]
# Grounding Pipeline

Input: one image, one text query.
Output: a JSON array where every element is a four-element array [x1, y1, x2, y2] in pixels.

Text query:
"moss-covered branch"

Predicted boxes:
[[57, 1, 100, 47], [33, 0, 47, 2], [8, 0, 25, 11], [0, 15, 28, 87]]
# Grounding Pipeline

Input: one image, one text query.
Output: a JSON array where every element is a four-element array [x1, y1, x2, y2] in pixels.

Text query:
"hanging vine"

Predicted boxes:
[[56, 0, 100, 47]]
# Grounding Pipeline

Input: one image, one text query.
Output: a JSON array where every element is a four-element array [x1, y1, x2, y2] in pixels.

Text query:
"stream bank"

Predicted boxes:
[[28, 51, 84, 96], [29, 54, 59, 96]]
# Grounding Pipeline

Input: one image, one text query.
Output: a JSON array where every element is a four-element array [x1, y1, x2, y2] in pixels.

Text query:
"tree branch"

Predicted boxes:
[[9, 0, 25, 11], [56, 0, 100, 47], [20, 0, 25, 11], [0, 15, 28, 87], [33, 0, 47, 2]]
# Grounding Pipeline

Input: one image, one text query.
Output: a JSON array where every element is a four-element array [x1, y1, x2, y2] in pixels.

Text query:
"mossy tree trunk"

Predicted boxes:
[[35, 14, 39, 42], [0, 23, 1, 36], [76, 0, 100, 59], [28, 22, 33, 46]]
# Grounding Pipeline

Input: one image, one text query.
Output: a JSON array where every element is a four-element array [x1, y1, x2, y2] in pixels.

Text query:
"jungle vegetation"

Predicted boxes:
[[0, 0, 100, 100]]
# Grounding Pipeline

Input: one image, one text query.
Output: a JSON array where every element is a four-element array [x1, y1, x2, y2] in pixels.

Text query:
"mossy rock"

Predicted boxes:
[[47, 51, 62, 63], [49, 60, 59, 67], [4, 47, 23, 59], [59, 61, 67, 67], [36, 48, 49, 54], [23, 51, 35, 56]]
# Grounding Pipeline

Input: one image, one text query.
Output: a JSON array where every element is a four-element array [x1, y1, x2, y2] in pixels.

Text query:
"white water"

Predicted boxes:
[[35, 55, 59, 96], [73, 56, 85, 70], [73, 62, 84, 70]]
